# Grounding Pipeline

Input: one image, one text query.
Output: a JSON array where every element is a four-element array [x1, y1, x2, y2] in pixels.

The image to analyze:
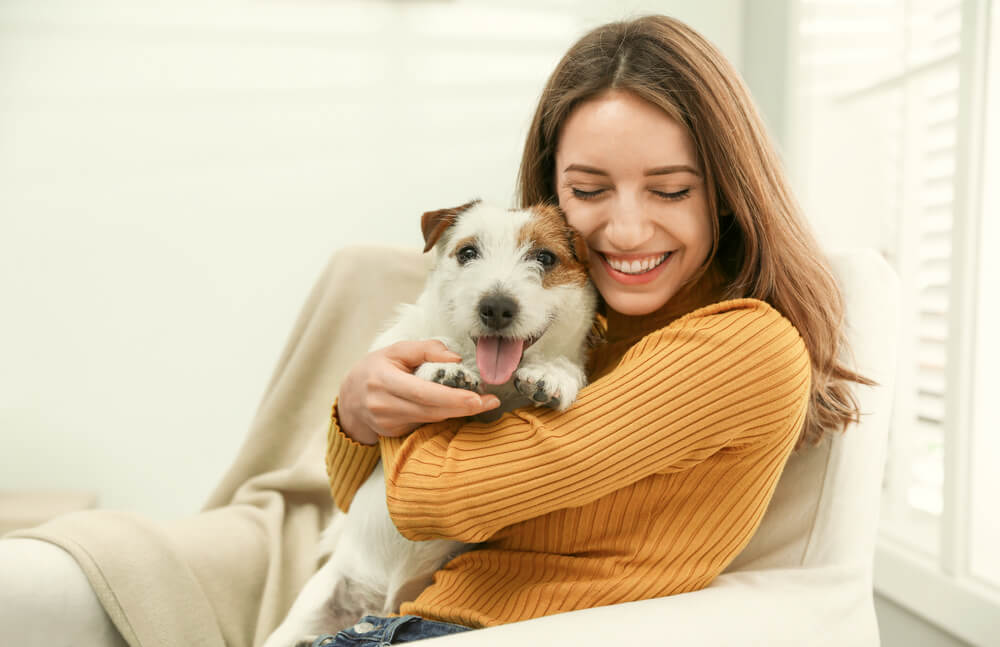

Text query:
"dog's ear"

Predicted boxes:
[[570, 230, 589, 265], [420, 199, 482, 253], [551, 205, 589, 266]]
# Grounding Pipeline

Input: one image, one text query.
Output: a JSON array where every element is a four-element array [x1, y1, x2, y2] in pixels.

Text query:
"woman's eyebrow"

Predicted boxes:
[[563, 163, 701, 177], [645, 164, 701, 177], [563, 164, 609, 176]]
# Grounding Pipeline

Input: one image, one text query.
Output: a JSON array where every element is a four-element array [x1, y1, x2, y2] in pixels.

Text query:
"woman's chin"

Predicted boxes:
[[600, 290, 673, 317]]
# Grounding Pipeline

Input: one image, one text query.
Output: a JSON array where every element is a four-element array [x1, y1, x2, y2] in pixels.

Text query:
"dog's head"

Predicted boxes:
[[420, 199, 594, 385]]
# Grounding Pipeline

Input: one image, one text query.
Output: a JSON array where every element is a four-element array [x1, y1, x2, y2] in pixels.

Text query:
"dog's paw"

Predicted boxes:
[[415, 362, 481, 392], [514, 365, 577, 410]]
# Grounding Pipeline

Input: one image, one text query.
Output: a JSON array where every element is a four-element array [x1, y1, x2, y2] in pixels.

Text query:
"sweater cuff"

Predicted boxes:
[[325, 399, 381, 512]]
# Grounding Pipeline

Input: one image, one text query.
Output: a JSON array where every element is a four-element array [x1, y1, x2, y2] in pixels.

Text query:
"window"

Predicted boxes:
[[792, 0, 998, 643], [968, 0, 1000, 597]]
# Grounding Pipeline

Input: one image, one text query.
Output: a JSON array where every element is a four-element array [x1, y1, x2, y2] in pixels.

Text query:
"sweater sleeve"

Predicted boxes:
[[379, 298, 812, 543], [325, 399, 381, 512]]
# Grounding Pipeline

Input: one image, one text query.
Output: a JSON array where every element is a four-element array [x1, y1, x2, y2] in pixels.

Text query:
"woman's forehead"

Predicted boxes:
[[556, 90, 698, 171]]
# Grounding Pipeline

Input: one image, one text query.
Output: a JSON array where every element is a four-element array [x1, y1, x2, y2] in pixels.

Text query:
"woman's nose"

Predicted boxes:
[[605, 201, 654, 250]]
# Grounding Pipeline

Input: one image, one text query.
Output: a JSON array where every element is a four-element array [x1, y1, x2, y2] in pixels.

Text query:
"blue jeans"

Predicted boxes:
[[310, 615, 472, 646]]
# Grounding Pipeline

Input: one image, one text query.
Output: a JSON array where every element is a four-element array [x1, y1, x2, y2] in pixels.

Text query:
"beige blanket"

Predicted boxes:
[[7, 246, 430, 647]]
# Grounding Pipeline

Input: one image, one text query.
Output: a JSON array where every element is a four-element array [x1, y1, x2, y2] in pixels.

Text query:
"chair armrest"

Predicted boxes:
[[423, 566, 878, 647], [0, 491, 98, 535]]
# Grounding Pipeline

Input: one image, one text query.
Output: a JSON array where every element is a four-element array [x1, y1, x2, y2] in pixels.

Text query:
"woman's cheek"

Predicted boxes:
[[562, 206, 593, 237]]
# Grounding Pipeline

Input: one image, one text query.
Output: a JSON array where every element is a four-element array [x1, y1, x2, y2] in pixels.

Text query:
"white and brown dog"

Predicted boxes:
[[263, 200, 597, 647]]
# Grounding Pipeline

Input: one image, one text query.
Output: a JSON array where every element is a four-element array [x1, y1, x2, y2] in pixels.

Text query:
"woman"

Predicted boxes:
[[0, 14, 870, 647], [323, 13, 871, 645]]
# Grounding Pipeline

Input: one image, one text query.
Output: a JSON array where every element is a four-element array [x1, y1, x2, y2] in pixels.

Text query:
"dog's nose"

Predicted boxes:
[[478, 295, 519, 330]]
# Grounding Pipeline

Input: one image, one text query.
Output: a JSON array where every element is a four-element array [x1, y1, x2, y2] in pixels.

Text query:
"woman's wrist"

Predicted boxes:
[[346, 424, 379, 446], [334, 399, 380, 446]]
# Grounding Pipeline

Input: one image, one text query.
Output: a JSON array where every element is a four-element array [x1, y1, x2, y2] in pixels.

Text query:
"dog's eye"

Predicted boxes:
[[457, 245, 479, 265], [536, 249, 557, 269]]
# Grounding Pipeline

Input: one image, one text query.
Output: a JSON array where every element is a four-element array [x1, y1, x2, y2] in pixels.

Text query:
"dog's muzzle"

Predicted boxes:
[[478, 294, 519, 331], [475, 293, 524, 385]]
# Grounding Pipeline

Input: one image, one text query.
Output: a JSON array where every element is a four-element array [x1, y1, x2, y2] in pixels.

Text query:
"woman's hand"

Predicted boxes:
[[337, 340, 501, 445]]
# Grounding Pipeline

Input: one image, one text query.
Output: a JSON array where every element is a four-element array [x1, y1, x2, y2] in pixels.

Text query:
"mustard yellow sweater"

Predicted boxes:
[[325, 297, 811, 629]]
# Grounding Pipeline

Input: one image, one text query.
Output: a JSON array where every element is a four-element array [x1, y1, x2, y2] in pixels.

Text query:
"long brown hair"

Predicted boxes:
[[517, 15, 874, 449]]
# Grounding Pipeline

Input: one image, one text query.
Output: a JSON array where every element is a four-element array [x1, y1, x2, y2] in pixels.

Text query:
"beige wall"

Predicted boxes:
[[0, 0, 744, 520]]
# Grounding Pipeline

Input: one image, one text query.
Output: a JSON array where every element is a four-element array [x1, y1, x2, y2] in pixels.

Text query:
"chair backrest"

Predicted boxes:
[[726, 248, 899, 573]]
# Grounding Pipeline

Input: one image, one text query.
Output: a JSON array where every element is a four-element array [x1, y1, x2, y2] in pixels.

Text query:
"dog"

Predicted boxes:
[[262, 199, 597, 647]]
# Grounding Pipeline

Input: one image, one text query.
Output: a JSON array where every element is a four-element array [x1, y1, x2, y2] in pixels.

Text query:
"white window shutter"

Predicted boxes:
[[796, 0, 963, 551]]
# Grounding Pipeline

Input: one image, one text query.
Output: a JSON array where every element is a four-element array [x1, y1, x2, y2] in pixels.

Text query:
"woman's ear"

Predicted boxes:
[[420, 199, 482, 252]]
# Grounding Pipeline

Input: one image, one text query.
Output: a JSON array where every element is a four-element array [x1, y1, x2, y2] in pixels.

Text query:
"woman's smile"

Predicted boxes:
[[597, 251, 674, 284]]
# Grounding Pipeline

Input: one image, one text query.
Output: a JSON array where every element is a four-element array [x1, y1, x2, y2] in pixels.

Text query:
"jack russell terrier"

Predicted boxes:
[[263, 199, 598, 647]]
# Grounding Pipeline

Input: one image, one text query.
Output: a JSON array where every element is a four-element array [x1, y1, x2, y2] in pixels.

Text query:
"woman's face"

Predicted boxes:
[[554, 90, 713, 316]]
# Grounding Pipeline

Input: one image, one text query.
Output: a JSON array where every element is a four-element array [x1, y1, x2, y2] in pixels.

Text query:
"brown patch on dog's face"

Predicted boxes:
[[420, 199, 482, 253], [517, 204, 591, 288]]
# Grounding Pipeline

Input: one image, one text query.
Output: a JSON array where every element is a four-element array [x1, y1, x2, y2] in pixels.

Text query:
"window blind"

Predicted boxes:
[[796, 0, 963, 553]]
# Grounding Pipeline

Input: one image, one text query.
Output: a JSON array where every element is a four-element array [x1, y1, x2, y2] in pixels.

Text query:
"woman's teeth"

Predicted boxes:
[[604, 252, 671, 275]]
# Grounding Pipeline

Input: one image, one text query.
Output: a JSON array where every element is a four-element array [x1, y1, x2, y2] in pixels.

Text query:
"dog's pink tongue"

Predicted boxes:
[[476, 336, 525, 385]]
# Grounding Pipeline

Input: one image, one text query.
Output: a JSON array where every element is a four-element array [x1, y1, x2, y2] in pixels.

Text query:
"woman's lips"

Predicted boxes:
[[597, 251, 673, 285]]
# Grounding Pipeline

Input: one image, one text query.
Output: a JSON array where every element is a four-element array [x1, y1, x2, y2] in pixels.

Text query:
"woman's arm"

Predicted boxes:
[[379, 298, 812, 542], [326, 340, 500, 512], [326, 402, 381, 512]]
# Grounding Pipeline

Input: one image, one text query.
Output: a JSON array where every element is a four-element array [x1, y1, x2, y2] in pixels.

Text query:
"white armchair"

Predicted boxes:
[[423, 248, 900, 646], [2, 246, 897, 647]]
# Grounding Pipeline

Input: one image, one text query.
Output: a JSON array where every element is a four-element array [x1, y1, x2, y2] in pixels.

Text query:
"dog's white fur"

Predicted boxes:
[[262, 202, 596, 646]]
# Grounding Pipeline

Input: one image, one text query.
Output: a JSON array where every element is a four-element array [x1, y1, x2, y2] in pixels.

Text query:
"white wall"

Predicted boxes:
[[0, 0, 745, 521]]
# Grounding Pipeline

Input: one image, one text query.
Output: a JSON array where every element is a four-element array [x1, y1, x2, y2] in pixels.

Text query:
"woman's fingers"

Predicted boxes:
[[360, 378, 500, 440], [383, 368, 476, 407], [383, 369, 499, 419], [382, 339, 501, 418], [385, 340, 463, 370], [337, 339, 501, 443]]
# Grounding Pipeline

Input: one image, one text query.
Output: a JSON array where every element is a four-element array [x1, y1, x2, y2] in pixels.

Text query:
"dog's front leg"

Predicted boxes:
[[513, 357, 587, 411]]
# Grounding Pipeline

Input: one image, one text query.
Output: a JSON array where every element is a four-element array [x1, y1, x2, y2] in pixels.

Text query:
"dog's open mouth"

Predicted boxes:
[[474, 333, 542, 385]]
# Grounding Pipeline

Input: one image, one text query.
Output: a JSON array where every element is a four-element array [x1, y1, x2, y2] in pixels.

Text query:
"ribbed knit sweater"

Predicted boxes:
[[325, 296, 811, 629]]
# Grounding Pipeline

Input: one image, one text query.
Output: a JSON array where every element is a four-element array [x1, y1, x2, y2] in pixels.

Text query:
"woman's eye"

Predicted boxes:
[[571, 187, 605, 200], [536, 249, 557, 269], [651, 188, 691, 201], [457, 245, 479, 264]]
